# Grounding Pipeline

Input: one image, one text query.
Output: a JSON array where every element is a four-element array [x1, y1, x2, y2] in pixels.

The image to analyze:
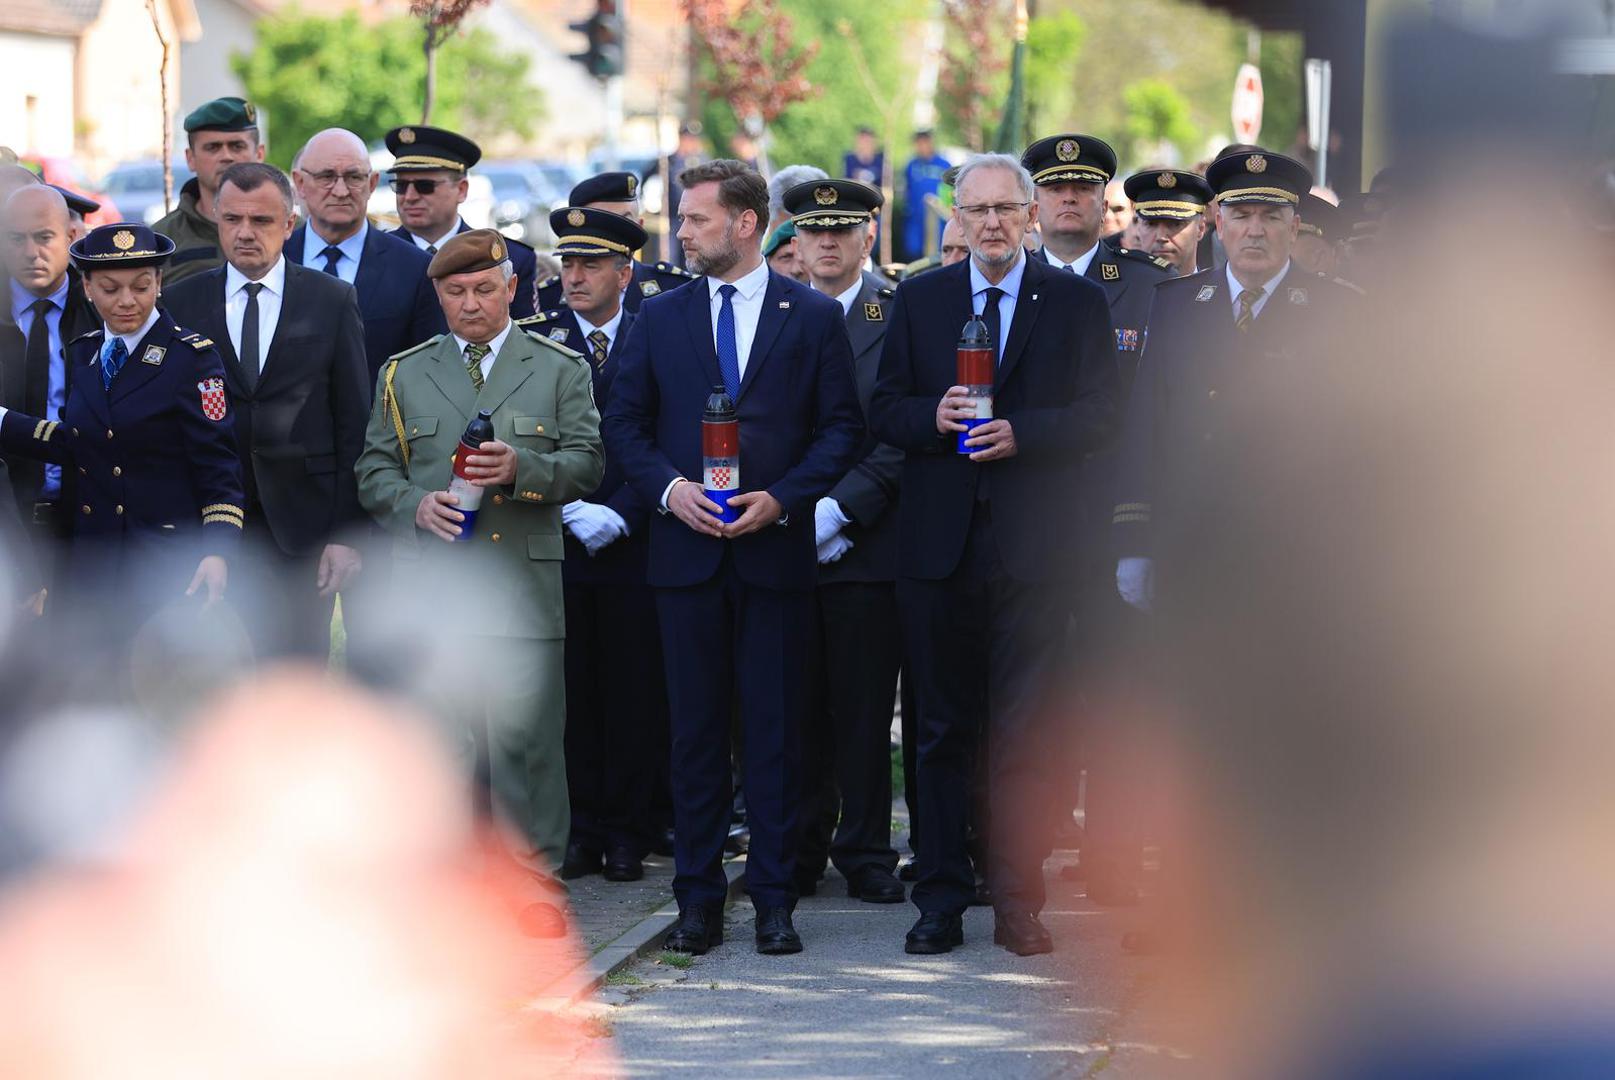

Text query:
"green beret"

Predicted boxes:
[[184, 97, 258, 134], [763, 219, 797, 257]]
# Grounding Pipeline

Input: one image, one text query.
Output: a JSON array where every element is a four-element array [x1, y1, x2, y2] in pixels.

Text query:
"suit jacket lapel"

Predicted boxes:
[[425, 334, 478, 422], [682, 280, 724, 392], [843, 276, 885, 364], [996, 257, 1045, 390], [353, 227, 384, 302], [73, 333, 112, 426], [195, 267, 247, 398], [736, 272, 791, 403], [476, 329, 534, 416], [109, 317, 172, 403], [256, 261, 305, 394]]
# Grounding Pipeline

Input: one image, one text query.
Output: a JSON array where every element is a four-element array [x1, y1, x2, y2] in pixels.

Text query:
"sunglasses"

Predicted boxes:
[[391, 178, 449, 195]]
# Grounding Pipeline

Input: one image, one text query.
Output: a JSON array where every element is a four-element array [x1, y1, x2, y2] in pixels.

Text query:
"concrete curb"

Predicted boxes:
[[530, 857, 748, 1006]]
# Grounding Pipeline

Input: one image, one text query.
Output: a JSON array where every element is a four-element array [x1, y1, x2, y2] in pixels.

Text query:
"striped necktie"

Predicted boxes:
[[100, 336, 128, 391], [588, 329, 610, 368], [1235, 288, 1263, 333], [464, 341, 489, 392]]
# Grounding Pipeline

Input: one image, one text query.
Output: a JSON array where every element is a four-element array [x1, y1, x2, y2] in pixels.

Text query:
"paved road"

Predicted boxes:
[[582, 853, 1194, 1079]]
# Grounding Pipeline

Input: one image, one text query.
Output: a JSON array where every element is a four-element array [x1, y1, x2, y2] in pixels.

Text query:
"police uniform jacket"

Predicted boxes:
[[392, 220, 540, 321], [518, 306, 650, 587], [1113, 264, 1363, 571], [0, 312, 245, 567], [1033, 242, 1170, 394], [819, 271, 901, 585], [152, 178, 224, 286], [354, 326, 604, 640], [536, 259, 694, 315]]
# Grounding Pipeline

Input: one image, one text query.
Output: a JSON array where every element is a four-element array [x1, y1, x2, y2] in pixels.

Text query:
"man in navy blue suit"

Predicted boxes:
[[602, 159, 864, 956], [287, 128, 445, 378], [870, 153, 1119, 957]]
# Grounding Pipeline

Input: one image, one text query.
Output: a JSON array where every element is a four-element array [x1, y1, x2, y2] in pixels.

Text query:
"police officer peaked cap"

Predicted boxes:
[[184, 96, 258, 133], [783, 178, 883, 229], [1299, 192, 1341, 238], [70, 222, 174, 271], [1206, 149, 1313, 206], [1123, 170, 1213, 220], [569, 171, 641, 206], [427, 228, 510, 279], [1021, 134, 1117, 186], [49, 184, 100, 218], [385, 125, 481, 173], [550, 205, 648, 258]]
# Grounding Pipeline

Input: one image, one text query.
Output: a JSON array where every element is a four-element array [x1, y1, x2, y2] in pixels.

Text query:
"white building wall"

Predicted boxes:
[[0, 32, 77, 158]]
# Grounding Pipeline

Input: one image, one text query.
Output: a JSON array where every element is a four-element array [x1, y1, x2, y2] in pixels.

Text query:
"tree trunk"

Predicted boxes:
[[422, 40, 437, 123]]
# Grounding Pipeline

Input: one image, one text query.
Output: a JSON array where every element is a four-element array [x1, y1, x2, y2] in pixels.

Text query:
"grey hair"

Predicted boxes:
[[499, 259, 514, 281], [953, 153, 1035, 204], [768, 164, 828, 219]]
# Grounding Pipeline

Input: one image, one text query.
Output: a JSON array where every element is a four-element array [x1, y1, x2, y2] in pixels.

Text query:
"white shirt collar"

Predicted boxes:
[[826, 276, 863, 317], [452, 320, 514, 363], [307, 220, 368, 263], [572, 305, 623, 342], [105, 307, 162, 356], [225, 254, 287, 298], [1045, 241, 1101, 276], [968, 250, 1026, 300], [707, 257, 770, 301], [412, 217, 464, 250], [1225, 260, 1291, 307]]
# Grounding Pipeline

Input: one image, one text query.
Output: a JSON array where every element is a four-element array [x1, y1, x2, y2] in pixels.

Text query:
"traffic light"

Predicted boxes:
[[570, 0, 626, 79]]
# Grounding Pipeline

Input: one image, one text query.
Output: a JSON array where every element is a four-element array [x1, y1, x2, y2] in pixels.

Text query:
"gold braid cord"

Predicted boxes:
[[383, 360, 410, 473]]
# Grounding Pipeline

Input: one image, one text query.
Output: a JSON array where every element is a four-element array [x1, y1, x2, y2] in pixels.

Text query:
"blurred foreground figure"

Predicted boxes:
[[0, 672, 613, 1077], [1129, 13, 1615, 1078]]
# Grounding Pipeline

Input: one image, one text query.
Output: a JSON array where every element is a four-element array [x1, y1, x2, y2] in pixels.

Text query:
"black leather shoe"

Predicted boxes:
[[993, 911, 1053, 956], [560, 840, 602, 880], [664, 905, 722, 955], [845, 866, 906, 903], [754, 907, 803, 955], [971, 876, 994, 907], [603, 846, 644, 882], [650, 825, 676, 857], [897, 858, 918, 883], [905, 911, 964, 954]]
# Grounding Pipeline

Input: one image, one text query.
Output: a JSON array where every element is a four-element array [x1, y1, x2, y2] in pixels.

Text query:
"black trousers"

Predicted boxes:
[[232, 516, 334, 662], [563, 578, 668, 853], [797, 581, 902, 880], [657, 556, 812, 911], [900, 506, 1069, 916]]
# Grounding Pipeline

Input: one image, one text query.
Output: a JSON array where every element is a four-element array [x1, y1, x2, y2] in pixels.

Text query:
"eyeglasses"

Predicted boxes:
[[955, 202, 1029, 223], [299, 169, 371, 190], [391, 178, 446, 195]]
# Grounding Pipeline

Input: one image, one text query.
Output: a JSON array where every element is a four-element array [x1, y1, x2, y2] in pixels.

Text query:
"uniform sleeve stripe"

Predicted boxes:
[[32, 420, 46, 441], [200, 503, 245, 518], [202, 514, 245, 528], [1112, 512, 1151, 524], [1113, 502, 1151, 513]]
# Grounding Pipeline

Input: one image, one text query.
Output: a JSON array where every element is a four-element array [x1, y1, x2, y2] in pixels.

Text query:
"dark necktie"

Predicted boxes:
[[25, 298, 54, 416], [240, 282, 264, 390], [464, 341, 489, 392], [320, 245, 343, 277], [716, 284, 740, 399], [1235, 287, 1263, 333], [981, 286, 1005, 365], [588, 329, 609, 368], [100, 336, 128, 391], [425, 244, 438, 256]]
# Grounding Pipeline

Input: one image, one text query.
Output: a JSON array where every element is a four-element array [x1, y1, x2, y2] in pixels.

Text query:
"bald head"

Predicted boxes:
[[0, 164, 40, 205], [292, 128, 376, 243], [4, 184, 73, 296]]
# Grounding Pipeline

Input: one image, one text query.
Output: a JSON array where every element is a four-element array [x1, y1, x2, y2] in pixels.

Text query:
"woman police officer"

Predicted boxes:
[[0, 222, 244, 630]]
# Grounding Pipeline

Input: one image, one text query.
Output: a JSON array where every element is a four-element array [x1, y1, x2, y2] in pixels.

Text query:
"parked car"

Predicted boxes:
[[20, 155, 122, 226], [99, 159, 192, 225], [479, 160, 554, 247], [531, 161, 587, 208]]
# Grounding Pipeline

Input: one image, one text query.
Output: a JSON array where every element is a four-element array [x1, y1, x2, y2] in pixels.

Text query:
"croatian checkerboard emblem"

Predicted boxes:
[[198, 377, 227, 421]]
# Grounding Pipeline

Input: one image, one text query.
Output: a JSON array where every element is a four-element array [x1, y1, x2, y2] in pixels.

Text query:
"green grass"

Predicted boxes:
[[657, 950, 694, 969], [604, 971, 644, 987]]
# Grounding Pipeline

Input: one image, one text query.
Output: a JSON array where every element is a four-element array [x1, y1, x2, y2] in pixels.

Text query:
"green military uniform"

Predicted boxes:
[[355, 298, 604, 869], [153, 97, 259, 285]]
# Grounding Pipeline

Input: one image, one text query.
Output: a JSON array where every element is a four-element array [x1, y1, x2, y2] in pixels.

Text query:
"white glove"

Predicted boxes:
[[814, 497, 852, 546], [1116, 556, 1155, 613], [816, 532, 854, 564], [563, 502, 628, 555]]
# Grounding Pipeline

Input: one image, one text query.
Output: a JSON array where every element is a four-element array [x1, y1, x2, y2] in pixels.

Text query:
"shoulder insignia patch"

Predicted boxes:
[[388, 334, 444, 362], [548, 327, 570, 343], [537, 275, 559, 289], [141, 345, 166, 366], [1333, 277, 1367, 295], [655, 262, 692, 278], [1149, 254, 1171, 269], [1194, 285, 1218, 302], [1287, 287, 1309, 306], [863, 301, 884, 322], [1101, 263, 1120, 281], [640, 280, 662, 297], [524, 330, 586, 362], [178, 331, 214, 349]]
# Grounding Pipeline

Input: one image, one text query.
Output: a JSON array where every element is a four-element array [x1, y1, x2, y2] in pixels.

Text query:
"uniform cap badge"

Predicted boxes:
[[1246, 154, 1268, 174], [489, 236, 506, 261], [244, 102, 257, 124], [1158, 172, 1177, 188], [398, 127, 416, 144], [1055, 139, 1080, 162], [112, 230, 135, 251], [813, 186, 838, 206], [567, 208, 586, 227], [626, 175, 637, 197]]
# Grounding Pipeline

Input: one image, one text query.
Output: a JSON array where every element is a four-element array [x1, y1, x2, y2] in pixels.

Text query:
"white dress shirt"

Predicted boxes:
[[706, 257, 770, 379], [303, 221, 368, 285], [1043, 241, 1101, 277], [407, 217, 463, 253], [224, 256, 286, 375], [573, 305, 624, 354], [968, 250, 1027, 362], [829, 276, 862, 318], [452, 320, 514, 383], [11, 276, 71, 499], [106, 307, 163, 360], [1225, 260, 1291, 323]]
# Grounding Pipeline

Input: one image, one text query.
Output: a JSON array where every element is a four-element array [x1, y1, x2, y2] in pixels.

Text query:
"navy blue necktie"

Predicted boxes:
[[982, 286, 1004, 365], [320, 245, 342, 276], [716, 283, 740, 400], [100, 336, 128, 391]]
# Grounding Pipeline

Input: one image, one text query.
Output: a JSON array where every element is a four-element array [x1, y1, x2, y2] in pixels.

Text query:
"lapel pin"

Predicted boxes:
[[1030, 293, 1038, 301], [779, 300, 791, 309]]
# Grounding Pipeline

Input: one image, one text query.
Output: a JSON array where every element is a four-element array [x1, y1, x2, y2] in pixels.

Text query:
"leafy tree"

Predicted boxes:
[[1023, 10, 1087, 141], [410, 0, 490, 125], [1122, 78, 1197, 164], [233, 11, 539, 169]]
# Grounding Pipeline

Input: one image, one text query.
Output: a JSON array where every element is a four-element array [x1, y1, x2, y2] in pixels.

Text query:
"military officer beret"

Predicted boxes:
[[70, 222, 175, 271], [385, 125, 481, 173], [183, 96, 258, 134], [763, 219, 797, 257], [1123, 170, 1213, 220], [49, 184, 100, 218], [783, 178, 883, 229], [1206, 149, 1314, 206], [569, 171, 641, 206], [1021, 133, 1117, 186], [550, 205, 648, 257], [1299, 192, 1341, 239], [427, 228, 510, 279]]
